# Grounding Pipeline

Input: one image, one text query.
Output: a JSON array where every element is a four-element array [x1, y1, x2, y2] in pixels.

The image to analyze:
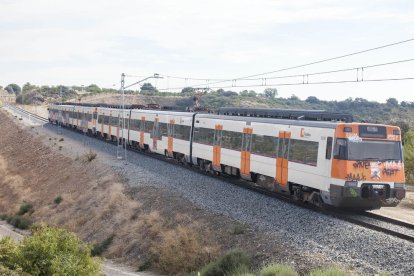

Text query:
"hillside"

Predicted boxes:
[[78, 91, 414, 128]]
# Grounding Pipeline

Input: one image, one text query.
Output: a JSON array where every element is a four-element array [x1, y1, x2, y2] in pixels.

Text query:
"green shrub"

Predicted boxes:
[[309, 266, 348, 276], [260, 263, 298, 276], [91, 234, 114, 256], [58, 138, 64, 142], [231, 224, 247, 235], [53, 195, 63, 205], [6, 216, 30, 230], [17, 203, 32, 216], [0, 237, 20, 270], [0, 214, 8, 220], [84, 150, 97, 162], [18, 224, 100, 275], [137, 256, 154, 272], [201, 249, 251, 276], [0, 265, 27, 276]]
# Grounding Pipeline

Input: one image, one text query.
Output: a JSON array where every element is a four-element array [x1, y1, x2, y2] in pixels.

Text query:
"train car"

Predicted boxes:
[[96, 107, 129, 141], [128, 109, 194, 160], [48, 104, 406, 210], [193, 110, 405, 209]]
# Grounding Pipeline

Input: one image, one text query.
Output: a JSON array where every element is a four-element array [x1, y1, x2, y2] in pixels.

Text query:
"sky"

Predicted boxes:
[[1, 0, 414, 103]]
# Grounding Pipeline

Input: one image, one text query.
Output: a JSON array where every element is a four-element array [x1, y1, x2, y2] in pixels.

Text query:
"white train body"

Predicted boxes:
[[48, 104, 406, 210]]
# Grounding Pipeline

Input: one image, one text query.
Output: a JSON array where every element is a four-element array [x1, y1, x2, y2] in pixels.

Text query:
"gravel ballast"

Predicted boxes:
[[37, 123, 414, 275]]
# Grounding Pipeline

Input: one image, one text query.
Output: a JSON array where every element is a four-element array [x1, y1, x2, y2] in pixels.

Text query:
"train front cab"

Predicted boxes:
[[329, 123, 406, 209]]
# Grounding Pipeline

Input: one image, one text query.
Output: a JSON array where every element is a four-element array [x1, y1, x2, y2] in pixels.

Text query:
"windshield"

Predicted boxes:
[[334, 139, 402, 161]]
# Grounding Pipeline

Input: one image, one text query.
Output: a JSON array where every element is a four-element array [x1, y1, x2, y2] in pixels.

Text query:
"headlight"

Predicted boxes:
[[394, 183, 405, 189], [345, 181, 358, 187]]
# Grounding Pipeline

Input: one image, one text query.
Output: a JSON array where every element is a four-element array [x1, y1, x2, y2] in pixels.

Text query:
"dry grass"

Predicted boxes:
[[82, 150, 97, 162], [151, 224, 218, 274]]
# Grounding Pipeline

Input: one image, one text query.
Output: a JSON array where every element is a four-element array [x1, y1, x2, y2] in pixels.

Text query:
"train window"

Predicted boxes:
[[130, 119, 140, 130], [289, 139, 318, 166], [174, 124, 191, 141], [159, 122, 168, 138], [333, 138, 348, 160], [145, 121, 154, 133], [151, 122, 159, 139], [326, 137, 333, 160], [104, 115, 110, 125], [221, 130, 242, 151], [251, 134, 278, 158], [193, 127, 214, 145]]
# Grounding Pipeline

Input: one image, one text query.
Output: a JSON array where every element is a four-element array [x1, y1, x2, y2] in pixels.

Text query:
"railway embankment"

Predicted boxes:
[[0, 109, 334, 275]]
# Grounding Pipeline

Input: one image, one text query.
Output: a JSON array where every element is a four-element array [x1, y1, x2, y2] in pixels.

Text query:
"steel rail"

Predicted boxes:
[[4, 104, 49, 123]]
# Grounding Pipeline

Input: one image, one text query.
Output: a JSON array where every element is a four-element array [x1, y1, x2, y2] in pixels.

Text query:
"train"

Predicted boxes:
[[48, 104, 406, 210]]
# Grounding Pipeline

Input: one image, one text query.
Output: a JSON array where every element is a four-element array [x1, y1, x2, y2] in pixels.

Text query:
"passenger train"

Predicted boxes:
[[48, 104, 406, 210]]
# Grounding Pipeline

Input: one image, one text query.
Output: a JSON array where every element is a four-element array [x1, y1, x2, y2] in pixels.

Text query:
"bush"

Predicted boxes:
[[260, 263, 298, 276], [201, 249, 251, 276], [231, 224, 247, 235], [0, 224, 101, 275], [91, 234, 114, 256], [17, 203, 32, 216], [151, 226, 216, 274], [309, 266, 348, 276], [84, 150, 97, 162], [6, 216, 30, 230], [53, 195, 63, 205], [58, 138, 64, 142]]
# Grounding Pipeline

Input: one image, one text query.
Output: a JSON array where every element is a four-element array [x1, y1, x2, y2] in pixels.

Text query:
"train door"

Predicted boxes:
[[213, 124, 223, 171], [240, 127, 253, 177], [167, 119, 175, 157], [152, 118, 159, 150], [92, 109, 98, 134], [276, 131, 291, 189], [140, 116, 145, 149]]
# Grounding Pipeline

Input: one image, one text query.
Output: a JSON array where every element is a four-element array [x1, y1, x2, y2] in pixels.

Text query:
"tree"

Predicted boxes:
[[386, 98, 399, 106], [0, 225, 101, 275], [5, 84, 21, 95], [289, 94, 299, 101], [22, 83, 37, 93], [239, 90, 249, 97], [247, 90, 257, 97], [140, 83, 158, 93], [181, 87, 195, 94], [263, 88, 277, 98], [86, 84, 101, 93], [394, 121, 410, 141], [404, 131, 414, 184], [305, 96, 320, 104]]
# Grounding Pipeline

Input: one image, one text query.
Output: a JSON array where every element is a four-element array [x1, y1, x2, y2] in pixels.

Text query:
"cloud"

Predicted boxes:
[[1, 0, 414, 102]]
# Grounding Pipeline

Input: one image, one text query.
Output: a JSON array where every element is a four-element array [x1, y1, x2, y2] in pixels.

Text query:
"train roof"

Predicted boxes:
[[218, 107, 353, 123], [196, 113, 339, 129]]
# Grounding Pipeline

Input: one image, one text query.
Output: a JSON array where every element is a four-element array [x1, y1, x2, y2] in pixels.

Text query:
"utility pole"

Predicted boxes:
[[117, 73, 127, 160]]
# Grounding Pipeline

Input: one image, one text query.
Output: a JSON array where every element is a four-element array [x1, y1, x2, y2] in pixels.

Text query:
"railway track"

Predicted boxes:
[[3, 104, 49, 124], [7, 104, 414, 243]]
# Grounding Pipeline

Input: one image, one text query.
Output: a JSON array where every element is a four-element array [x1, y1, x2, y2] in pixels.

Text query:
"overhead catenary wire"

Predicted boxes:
[[157, 38, 414, 89], [157, 57, 414, 91], [188, 77, 414, 90]]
